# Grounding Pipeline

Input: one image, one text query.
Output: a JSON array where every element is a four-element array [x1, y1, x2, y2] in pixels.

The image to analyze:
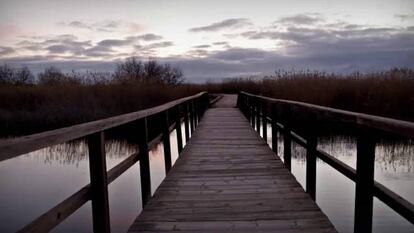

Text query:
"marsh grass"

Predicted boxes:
[[0, 68, 413, 137]]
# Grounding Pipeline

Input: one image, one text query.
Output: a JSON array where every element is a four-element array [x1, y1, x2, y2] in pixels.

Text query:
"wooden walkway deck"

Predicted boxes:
[[128, 95, 337, 233]]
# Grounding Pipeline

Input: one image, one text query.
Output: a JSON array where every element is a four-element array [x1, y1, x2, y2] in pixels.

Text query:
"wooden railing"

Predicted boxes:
[[237, 91, 414, 233], [0, 92, 210, 233]]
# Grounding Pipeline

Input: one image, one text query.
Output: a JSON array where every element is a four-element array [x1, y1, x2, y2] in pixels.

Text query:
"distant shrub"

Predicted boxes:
[[0, 64, 34, 85], [37, 67, 82, 86], [113, 57, 184, 85]]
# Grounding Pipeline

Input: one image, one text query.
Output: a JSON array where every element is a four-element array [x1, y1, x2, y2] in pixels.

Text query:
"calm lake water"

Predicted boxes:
[[0, 123, 413, 233]]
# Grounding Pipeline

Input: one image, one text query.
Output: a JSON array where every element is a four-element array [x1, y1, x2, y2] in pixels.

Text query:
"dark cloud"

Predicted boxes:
[[0, 46, 15, 56], [185, 49, 211, 57], [128, 33, 163, 41], [238, 20, 414, 61], [11, 33, 170, 58], [59, 20, 122, 32], [274, 13, 324, 25], [97, 39, 130, 47], [16, 34, 92, 55], [2, 45, 413, 83], [213, 41, 229, 46], [395, 14, 414, 21], [189, 18, 252, 32], [3, 17, 414, 82], [193, 44, 211, 48], [146, 41, 174, 49], [46, 45, 69, 54], [67, 21, 91, 29]]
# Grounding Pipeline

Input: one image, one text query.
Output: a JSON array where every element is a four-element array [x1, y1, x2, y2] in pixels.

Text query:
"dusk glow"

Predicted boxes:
[[1, 0, 413, 80]]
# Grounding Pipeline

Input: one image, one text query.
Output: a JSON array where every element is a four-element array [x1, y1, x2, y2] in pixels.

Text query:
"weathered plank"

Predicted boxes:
[[128, 95, 336, 232]]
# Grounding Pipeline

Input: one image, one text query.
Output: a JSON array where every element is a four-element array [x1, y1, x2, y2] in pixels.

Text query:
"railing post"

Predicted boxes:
[[306, 133, 317, 200], [88, 131, 110, 233], [283, 105, 292, 171], [256, 97, 261, 133], [189, 101, 195, 133], [202, 93, 209, 116], [137, 117, 151, 207], [194, 100, 198, 127], [354, 129, 376, 233], [175, 105, 183, 154], [271, 103, 278, 155], [184, 102, 190, 142], [262, 100, 267, 141], [162, 110, 172, 173], [244, 95, 252, 123], [251, 97, 255, 129]]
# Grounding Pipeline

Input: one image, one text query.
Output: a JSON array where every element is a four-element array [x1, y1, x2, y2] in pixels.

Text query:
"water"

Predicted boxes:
[[261, 124, 414, 233], [0, 122, 413, 233]]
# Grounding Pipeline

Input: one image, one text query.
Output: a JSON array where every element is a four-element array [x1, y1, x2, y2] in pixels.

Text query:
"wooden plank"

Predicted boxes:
[[128, 95, 337, 232]]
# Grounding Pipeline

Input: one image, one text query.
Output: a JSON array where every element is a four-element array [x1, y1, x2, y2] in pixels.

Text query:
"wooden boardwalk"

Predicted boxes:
[[128, 95, 337, 233]]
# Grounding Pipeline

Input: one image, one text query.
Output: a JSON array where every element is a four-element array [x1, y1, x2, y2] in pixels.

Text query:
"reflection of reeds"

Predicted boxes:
[[24, 140, 137, 166], [20, 134, 414, 173], [274, 134, 414, 172]]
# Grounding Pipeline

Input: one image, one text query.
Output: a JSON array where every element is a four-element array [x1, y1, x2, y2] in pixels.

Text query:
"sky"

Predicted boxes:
[[0, 0, 413, 81]]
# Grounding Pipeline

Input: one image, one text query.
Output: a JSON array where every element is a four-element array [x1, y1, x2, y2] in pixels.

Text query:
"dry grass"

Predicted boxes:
[[0, 68, 413, 137], [0, 83, 203, 136]]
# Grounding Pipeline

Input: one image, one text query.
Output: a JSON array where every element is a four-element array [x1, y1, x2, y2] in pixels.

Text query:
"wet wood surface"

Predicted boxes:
[[128, 95, 337, 232]]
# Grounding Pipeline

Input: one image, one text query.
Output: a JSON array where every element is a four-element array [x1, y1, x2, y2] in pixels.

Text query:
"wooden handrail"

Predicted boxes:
[[238, 91, 414, 233], [6, 92, 211, 233], [0, 92, 207, 162], [240, 91, 414, 139]]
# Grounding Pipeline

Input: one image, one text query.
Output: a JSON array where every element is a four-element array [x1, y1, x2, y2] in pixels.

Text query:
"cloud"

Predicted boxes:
[[15, 34, 92, 55], [0, 46, 15, 56], [10, 33, 169, 58], [189, 18, 252, 32], [274, 13, 324, 25], [97, 39, 131, 47], [2, 45, 413, 82], [193, 44, 211, 48], [146, 41, 174, 49], [3, 17, 414, 81], [67, 21, 91, 29], [132, 33, 163, 41], [59, 20, 122, 32], [395, 14, 414, 21], [240, 24, 414, 58], [212, 41, 229, 46]]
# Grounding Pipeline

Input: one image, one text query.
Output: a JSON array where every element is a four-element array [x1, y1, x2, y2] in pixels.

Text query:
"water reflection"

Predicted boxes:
[[264, 124, 414, 233], [0, 121, 413, 233], [0, 123, 186, 233]]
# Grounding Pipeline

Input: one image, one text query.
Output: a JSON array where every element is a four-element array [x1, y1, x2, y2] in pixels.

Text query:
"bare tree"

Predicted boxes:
[[14, 66, 35, 85], [0, 64, 14, 85], [37, 67, 81, 85], [113, 57, 144, 83], [113, 57, 184, 85]]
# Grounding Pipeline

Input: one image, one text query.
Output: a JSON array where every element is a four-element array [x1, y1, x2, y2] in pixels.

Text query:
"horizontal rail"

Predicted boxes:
[[12, 92, 211, 233], [238, 92, 414, 232], [291, 130, 414, 224], [0, 92, 207, 162], [240, 91, 414, 139], [17, 118, 182, 233]]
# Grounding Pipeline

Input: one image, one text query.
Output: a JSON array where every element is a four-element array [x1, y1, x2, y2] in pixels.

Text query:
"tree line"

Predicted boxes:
[[0, 57, 184, 86]]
